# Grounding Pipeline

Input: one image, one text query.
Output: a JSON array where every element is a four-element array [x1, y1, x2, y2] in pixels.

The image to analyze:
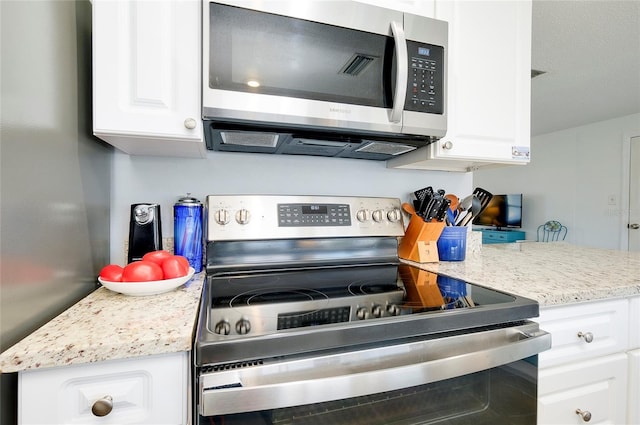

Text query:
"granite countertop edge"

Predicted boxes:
[[0, 273, 205, 374]]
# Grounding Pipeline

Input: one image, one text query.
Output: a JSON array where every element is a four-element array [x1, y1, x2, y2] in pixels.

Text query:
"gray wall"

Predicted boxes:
[[0, 1, 111, 423], [474, 113, 640, 249], [109, 151, 473, 264]]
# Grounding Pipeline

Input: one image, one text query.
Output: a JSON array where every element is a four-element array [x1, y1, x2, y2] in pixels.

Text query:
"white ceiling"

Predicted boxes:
[[530, 0, 640, 136]]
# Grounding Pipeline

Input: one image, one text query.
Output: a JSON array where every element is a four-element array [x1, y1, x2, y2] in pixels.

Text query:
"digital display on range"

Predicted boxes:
[[418, 46, 431, 56], [302, 205, 328, 215], [278, 203, 351, 227]]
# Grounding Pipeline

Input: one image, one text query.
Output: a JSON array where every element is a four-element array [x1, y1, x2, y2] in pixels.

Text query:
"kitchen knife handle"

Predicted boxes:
[[389, 21, 408, 124]]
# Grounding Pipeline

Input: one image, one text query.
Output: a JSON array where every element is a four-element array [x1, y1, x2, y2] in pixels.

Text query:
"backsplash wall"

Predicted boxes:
[[110, 150, 472, 264]]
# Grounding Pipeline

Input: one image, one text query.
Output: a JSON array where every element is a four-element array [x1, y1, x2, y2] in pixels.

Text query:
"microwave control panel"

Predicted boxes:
[[405, 41, 444, 115]]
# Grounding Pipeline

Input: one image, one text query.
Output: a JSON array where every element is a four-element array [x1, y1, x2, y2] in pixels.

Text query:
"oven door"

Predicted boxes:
[[202, 1, 447, 137], [197, 322, 550, 424]]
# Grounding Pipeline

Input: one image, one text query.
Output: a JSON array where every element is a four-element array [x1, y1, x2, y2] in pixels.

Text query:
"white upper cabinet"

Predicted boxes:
[[353, 0, 435, 17], [92, 0, 207, 158], [388, 0, 532, 172]]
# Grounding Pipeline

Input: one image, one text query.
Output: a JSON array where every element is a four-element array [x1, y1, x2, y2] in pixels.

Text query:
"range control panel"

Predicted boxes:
[[278, 203, 351, 227], [205, 195, 405, 241]]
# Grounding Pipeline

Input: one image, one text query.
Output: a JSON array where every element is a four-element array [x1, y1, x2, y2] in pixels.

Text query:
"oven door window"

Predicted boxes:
[[207, 3, 394, 108], [198, 358, 538, 425]]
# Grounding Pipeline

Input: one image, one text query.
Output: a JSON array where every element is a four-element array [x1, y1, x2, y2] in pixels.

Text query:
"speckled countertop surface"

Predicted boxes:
[[0, 273, 204, 373], [405, 242, 640, 306], [2, 242, 639, 374]]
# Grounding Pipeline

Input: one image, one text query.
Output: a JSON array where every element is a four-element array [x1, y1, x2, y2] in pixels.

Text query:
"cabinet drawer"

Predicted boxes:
[[538, 353, 628, 424], [18, 352, 189, 425], [535, 299, 628, 368], [480, 230, 525, 244]]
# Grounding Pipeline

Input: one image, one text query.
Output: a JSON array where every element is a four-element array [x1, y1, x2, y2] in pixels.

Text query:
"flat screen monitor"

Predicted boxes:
[[472, 194, 522, 229]]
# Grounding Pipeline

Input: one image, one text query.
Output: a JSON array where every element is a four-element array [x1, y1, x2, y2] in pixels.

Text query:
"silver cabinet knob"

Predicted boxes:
[[577, 331, 594, 343], [576, 409, 592, 422], [442, 140, 454, 150], [629, 223, 640, 230], [184, 118, 197, 130], [91, 395, 113, 417]]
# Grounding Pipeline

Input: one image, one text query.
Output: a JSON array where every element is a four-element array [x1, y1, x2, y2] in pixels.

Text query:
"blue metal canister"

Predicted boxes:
[[174, 194, 203, 273]]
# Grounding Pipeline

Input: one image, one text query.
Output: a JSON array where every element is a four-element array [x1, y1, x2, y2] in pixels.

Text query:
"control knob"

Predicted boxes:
[[372, 210, 384, 223], [387, 304, 401, 316], [356, 209, 369, 222], [214, 209, 230, 225], [235, 209, 251, 225], [356, 307, 370, 320], [387, 208, 402, 222], [235, 319, 251, 335], [372, 304, 384, 318], [214, 320, 231, 335]]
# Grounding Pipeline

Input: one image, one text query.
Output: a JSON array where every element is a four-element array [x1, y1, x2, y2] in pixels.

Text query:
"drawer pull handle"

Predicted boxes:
[[91, 395, 113, 417], [575, 409, 592, 422], [577, 331, 594, 343]]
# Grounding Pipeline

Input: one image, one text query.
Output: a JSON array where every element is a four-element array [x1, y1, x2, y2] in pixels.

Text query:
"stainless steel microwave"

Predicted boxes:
[[202, 1, 448, 160]]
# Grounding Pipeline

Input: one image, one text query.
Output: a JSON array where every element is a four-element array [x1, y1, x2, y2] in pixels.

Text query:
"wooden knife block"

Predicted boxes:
[[398, 214, 445, 263]]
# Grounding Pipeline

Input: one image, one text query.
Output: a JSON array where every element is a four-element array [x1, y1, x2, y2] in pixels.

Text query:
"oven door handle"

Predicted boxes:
[[199, 322, 551, 416]]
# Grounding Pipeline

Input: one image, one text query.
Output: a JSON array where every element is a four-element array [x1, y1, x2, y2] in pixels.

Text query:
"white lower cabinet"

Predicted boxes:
[[18, 352, 190, 425], [538, 353, 628, 424], [628, 350, 640, 425], [535, 299, 632, 425]]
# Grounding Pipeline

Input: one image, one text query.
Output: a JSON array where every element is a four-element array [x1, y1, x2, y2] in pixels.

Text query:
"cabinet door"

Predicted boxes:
[[629, 350, 640, 425], [388, 0, 531, 171], [93, 0, 206, 158], [535, 299, 629, 368], [538, 353, 628, 425], [630, 296, 640, 349], [353, 0, 435, 17], [18, 352, 189, 425]]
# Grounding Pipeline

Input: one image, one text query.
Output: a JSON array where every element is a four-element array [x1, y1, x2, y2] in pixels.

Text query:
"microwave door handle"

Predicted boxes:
[[389, 21, 408, 123]]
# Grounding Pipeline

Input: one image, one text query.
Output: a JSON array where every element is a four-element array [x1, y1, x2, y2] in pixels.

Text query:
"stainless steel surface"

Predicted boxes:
[[390, 20, 407, 124], [1, 2, 111, 423], [198, 322, 551, 416], [205, 195, 405, 241], [202, 0, 448, 159], [196, 194, 549, 422]]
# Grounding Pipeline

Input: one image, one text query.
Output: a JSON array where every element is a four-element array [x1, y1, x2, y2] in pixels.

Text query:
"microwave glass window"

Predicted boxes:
[[209, 4, 394, 108]]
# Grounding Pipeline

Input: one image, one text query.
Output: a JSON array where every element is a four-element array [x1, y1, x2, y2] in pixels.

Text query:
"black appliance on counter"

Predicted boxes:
[[127, 203, 162, 263], [194, 195, 550, 424]]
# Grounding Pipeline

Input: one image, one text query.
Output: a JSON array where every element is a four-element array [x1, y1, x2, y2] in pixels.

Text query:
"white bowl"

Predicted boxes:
[[98, 267, 195, 296]]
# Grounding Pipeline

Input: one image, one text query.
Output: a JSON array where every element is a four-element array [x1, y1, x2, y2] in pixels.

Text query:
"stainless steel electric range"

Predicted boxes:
[[194, 195, 550, 425]]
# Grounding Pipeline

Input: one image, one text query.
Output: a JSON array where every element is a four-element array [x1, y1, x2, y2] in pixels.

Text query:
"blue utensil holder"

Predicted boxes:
[[437, 226, 468, 261]]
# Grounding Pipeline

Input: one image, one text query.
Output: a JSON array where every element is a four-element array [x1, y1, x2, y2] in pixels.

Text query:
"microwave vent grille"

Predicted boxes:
[[356, 141, 416, 156], [340, 54, 377, 76], [220, 131, 279, 148]]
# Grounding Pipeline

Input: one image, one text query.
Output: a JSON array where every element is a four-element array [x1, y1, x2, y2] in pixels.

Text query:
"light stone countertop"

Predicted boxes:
[[2, 242, 639, 374], [0, 272, 204, 373], [405, 241, 640, 306]]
